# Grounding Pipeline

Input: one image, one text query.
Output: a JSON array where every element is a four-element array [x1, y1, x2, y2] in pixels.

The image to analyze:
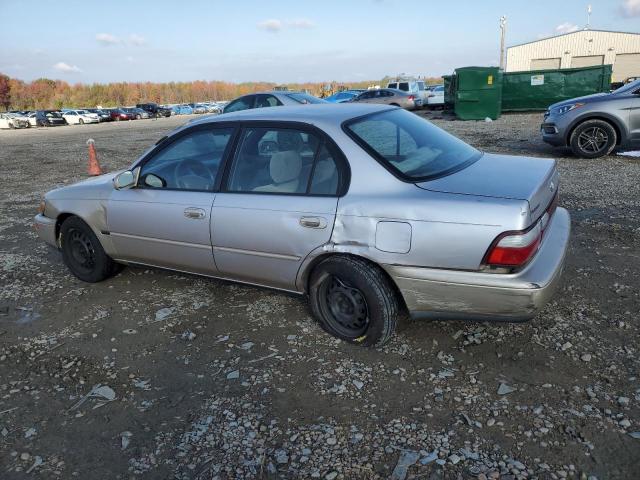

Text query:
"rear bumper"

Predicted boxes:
[[385, 207, 571, 321], [34, 214, 58, 248]]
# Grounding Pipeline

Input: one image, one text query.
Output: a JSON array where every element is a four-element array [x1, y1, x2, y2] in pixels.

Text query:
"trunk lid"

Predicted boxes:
[[416, 153, 558, 220]]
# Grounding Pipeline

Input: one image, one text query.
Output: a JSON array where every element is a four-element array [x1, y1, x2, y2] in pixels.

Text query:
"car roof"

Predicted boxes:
[[189, 103, 395, 129]]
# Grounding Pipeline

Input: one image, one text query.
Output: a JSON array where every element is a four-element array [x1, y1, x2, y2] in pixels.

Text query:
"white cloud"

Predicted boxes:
[[620, 0, 640, 17], [555, 22, 580, 34], [258, 18, 315, 32], [287, 18, 314, 29], [125, 56, 134, 63], [258, 19, 283, 32], [53, 62, 81, 73], [128, 33, 147, 46], [96, 33, 120, 45]]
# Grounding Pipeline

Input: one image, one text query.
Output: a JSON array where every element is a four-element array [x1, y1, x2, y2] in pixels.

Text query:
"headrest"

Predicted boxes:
[[270, 150, 302, 184], [277, 131, 303, 152]]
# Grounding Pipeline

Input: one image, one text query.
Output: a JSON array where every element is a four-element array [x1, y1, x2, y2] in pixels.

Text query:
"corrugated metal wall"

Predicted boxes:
[[506, 31, 640, 81]]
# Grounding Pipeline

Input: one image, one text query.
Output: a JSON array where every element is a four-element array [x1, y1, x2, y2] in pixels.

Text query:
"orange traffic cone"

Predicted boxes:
[[86, 138, 103, 176]]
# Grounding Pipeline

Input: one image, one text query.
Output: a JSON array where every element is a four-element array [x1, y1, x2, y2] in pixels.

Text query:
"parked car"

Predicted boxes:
[[32, 110, 66, 127], [170, 104, 194, 115], [85, 108, 112, 122], [34, 104, 569, 346], [137, 103, 172, 118], [0, 113, 30, 129], [351, 88, 418, 110], [387, 79, 426, 107], [427, 85, 445, 107], [542, 78, 640, 158], [223, 91, 326, 114], [62, 109, 100, 125], [324, 91, 359, 103], [110, 109, 136, 121], [123, 107, 150, 120]]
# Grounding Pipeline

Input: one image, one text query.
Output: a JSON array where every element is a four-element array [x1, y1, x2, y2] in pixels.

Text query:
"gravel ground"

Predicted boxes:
[[0, 112, 639, 480]]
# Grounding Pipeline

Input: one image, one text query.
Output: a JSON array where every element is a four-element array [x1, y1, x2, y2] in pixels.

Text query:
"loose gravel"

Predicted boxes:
[[0, 113, 638, 479]]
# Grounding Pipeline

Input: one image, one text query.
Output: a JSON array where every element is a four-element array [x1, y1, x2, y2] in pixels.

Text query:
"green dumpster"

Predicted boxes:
[[502, 64, 612, 111], [454, 66, 502, 120]]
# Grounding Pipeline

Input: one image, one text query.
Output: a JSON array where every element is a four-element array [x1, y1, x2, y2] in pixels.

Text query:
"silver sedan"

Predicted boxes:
[[222, 91, 326, 114], [34, 104, 570, 346], [350, 88, 419, 110]]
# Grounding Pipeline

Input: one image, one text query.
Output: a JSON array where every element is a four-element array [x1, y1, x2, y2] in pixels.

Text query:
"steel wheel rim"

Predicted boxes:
[[319, 275, 369, 338], [68, 228, 96, 272], [578, 127, 608, 153]]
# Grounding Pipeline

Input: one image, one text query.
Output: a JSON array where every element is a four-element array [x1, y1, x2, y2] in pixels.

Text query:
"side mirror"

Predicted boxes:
[[113, 167, 139, 190]]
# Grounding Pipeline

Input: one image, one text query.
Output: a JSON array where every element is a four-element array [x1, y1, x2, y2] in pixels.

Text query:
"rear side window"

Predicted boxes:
[[387, 83, 398, 89], [226, 127, 341, 195], [398, 82, 409, 91], [345, 109, 480, 181], [418, 81, 425, 91]]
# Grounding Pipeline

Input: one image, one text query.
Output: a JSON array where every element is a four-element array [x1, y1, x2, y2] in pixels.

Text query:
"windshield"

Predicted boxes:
[[285, 93, 326, 104], [345, 109, 480, 181], [612, 79, 640, 95]]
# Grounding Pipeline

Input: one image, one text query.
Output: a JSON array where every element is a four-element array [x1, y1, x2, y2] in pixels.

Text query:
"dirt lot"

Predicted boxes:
[[0, 112, 639, 480]]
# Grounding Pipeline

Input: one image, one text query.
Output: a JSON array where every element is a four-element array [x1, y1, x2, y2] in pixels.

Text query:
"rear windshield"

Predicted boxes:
[[344, 109, 480, 181], [285, 93, 326, 104]]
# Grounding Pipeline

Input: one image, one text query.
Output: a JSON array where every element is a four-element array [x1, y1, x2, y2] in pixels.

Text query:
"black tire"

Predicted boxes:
[[60, 216, 119, 283], [569, 119, 617, 159], [79, 118, 84, 125], [309, 255, 400, 347], [390, 103, 400, 107], [136, 114, 141, 120]]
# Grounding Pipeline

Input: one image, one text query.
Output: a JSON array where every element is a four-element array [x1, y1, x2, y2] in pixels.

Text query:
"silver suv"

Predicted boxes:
[[541, 79, 640, 158]]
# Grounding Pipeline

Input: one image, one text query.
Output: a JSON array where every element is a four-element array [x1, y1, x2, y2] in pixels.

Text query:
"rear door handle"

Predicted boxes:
[[299, 216, 327, 229], [184, 207, 206, 219]]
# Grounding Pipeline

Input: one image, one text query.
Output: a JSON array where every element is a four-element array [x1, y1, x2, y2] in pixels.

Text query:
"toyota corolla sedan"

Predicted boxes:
[[34, 104, 570, 346]]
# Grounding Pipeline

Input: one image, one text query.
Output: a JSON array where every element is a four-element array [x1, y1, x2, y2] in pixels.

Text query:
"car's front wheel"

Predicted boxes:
[[60, 216, 120, 283], [309, 256, 400, 346], [79, 118, 84, 125], [569, 119, 617, 158]]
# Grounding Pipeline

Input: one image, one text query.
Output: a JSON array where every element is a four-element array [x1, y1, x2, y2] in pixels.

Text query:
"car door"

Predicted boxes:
[[106, 125, 235, 275], [211, 123, 346, 290], [628, 89, 640, 145]]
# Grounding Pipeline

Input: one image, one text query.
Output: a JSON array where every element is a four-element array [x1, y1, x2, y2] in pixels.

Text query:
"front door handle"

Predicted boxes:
[[299, 216, 327, 229], [184, 207, 206, 219]]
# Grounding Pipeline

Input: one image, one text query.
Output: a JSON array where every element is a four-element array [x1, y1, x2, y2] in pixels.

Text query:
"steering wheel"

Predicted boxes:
[[174, 159, 215, 190]]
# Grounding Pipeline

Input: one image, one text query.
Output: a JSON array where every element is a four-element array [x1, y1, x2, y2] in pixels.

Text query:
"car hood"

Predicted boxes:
[[416, 153, 558, 218], [548, 92, 609, 109], [46, 171, 121, 201]]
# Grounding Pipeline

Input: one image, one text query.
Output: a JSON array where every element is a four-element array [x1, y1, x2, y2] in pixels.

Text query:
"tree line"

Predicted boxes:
[[0, 73, 442, 111]]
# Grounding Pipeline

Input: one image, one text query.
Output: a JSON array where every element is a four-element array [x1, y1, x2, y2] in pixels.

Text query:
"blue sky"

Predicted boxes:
[[0, 0, 638, 83]]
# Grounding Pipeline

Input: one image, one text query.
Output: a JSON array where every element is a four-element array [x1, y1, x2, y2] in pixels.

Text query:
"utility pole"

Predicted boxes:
[[586, 4, 592, 29], [499, 15, 507, 70]]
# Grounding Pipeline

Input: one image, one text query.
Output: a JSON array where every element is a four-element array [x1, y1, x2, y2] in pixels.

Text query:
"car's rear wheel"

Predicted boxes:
[[309, 256, 400, 347], [569, 119, 617, 158], [60, 216, 120, 283], [136, 114, 141, 120]]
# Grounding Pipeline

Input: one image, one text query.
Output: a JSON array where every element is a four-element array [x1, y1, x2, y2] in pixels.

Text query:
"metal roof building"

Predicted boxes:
[[506, 30, 640, 82]]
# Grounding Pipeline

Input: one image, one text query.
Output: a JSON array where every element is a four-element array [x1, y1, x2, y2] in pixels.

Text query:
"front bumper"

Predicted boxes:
[[34, 214, 58, 248], [385, 208, 571, 321]]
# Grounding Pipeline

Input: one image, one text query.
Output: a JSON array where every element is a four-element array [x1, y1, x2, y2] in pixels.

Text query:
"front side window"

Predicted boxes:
[[226, 127, 341, 195], [398, 82, 410, 92], [225, 96, 254, 113], [139, 128, 233, 191], [388, 83, 398, 89], [345, 109, 480, 181]]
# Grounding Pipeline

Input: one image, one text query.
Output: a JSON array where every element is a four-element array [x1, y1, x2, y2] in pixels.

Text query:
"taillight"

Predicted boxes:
[[485, 222, 542, 267], [408, 95, 415, 101]]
